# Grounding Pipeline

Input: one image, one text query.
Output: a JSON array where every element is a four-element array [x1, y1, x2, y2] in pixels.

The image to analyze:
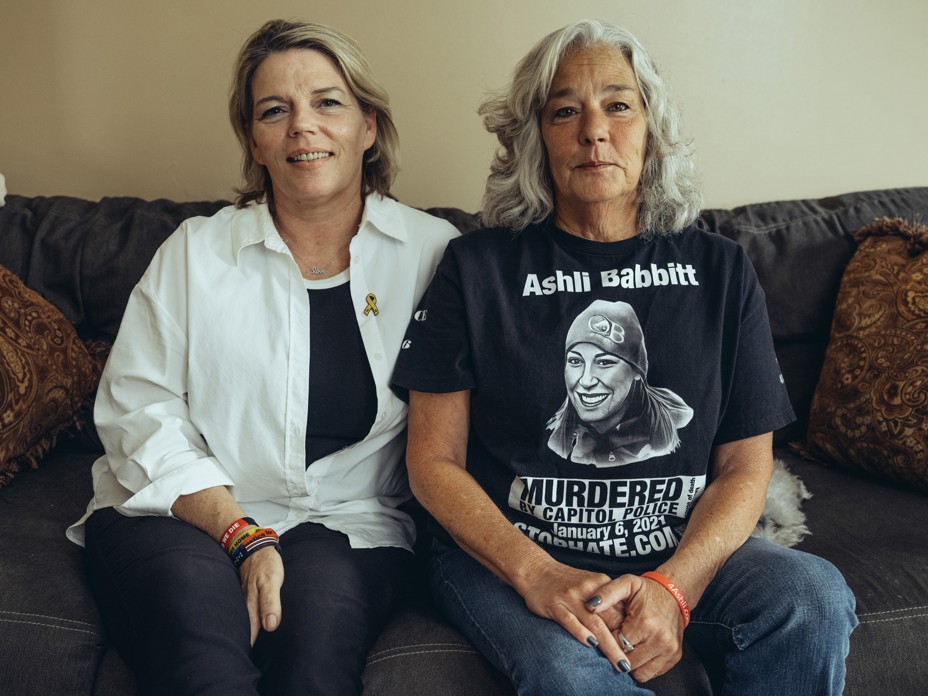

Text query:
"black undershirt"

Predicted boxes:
[[304, 277, 377, 467]]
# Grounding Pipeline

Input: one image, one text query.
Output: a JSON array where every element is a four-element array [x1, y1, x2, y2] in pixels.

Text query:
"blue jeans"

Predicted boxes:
[[429, 537, 857, 696]]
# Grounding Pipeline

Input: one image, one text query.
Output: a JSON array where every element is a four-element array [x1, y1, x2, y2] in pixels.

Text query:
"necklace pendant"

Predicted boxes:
[[310, 265, 327, 275]]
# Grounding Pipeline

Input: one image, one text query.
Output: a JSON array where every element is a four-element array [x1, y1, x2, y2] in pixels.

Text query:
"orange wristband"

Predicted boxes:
[[642, 571, 691, 628]]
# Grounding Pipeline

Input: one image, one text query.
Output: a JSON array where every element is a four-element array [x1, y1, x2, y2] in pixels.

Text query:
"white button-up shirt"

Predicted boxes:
[[68, 194, 458, 550]]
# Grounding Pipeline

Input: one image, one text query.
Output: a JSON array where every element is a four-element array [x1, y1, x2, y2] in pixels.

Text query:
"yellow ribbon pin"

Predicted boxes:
[[364, 293, 379, 316]]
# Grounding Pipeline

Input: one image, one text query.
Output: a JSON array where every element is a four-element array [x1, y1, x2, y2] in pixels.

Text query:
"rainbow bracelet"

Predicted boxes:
[[220, 517, 257, 550], [228, 526, 281, 569]]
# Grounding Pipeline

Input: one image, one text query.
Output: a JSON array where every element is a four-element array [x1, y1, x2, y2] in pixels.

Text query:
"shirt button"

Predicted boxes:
[[373, 352, 382, 361]]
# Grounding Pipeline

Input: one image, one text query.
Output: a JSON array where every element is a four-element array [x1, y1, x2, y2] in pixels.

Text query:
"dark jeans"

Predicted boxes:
[[84, 508, 411, 696]]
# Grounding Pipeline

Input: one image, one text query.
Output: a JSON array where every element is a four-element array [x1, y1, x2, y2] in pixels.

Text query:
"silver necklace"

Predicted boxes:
[[281, 234, 351, 276]]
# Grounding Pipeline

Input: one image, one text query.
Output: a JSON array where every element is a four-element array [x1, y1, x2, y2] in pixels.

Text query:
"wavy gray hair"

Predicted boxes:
[[480, 19, 702, 236], [229, 19, 399, 208]]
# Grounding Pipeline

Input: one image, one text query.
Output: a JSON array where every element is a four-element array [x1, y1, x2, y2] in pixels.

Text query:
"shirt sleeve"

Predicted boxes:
[[713, 252, 796, 444], [93, 227, 235, 518], [391, 242, 477, 400]]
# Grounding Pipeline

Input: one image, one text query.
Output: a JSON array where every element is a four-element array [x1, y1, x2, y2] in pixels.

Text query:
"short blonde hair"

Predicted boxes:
[[480, 19, 702, 237], [229, 19, 398, 208]]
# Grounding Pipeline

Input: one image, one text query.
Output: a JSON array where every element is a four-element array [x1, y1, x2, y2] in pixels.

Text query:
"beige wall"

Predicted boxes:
[[2, 0, 925, 212]]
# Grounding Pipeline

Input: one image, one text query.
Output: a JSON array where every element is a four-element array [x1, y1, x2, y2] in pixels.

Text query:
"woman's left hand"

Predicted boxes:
[[586, 574, 685, 682]]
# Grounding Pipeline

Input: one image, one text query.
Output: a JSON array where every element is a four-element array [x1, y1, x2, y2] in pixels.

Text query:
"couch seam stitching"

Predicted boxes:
[[857, 604, 928, 617], [860, 614, 928, 624], [858, 613, 928, 625], [369, 642, 474, 655], [0, 618, 99, 636], [366, 648, 482, 665], [0, 610, 97, 628]]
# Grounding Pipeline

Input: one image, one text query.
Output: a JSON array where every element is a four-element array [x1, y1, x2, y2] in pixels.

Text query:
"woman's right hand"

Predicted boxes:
[[239, 546, 285, 646], [519, 560, 633, 673], [171, 487, 286, 645]]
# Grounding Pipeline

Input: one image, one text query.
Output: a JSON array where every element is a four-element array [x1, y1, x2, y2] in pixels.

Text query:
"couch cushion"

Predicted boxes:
[[364, 601, 711, 695], [363, 603, 514, 695], [0, 195, 228, 341], [0, 448, 130, 695], [700, 187, 928, 444], [804, 217, 928, 491], [783, 451, 928, 695], [0, 264, 100, 486]]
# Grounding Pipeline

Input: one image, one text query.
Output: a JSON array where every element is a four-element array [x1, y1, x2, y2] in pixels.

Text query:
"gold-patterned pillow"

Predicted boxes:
[[0, 264, 100, 486], [804, 217, 928, 490]]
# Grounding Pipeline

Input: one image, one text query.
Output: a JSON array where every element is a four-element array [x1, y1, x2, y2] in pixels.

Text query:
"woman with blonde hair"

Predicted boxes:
[[69, 19, 457, 695]]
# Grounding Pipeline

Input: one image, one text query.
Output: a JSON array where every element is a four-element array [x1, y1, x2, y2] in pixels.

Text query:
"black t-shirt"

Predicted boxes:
[[305, 277, 377, 466], [392, 220, 795, 575]]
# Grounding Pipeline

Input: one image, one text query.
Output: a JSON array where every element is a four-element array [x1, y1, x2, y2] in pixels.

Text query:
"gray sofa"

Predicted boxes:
[[2, 187, 927, 695]]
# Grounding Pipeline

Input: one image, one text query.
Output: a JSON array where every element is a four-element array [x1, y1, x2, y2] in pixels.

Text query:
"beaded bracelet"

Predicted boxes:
[[642, 571, 691, 628]]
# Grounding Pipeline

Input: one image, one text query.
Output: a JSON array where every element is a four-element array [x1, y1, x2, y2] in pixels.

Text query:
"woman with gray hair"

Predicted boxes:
[[394, 19, 855, 695], [70, 19, 457, 695]]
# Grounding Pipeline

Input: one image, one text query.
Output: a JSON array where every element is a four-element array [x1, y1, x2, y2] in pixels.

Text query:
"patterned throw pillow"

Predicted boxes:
[[0, 264, 100, 486], [805, 217, 928, 491]]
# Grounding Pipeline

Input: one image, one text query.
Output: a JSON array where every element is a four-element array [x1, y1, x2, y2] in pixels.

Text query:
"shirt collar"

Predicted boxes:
[[230, 194, 406, 264], [360, 193, 407, 242]]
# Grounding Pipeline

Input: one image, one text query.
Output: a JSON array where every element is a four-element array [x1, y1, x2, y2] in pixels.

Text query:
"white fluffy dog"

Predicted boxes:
[[752, 459, 812, 548]]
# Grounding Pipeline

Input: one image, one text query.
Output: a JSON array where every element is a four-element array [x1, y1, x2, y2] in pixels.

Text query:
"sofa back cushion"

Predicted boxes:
[[0, 196, 227, 341], [701, 187, 928, 443]]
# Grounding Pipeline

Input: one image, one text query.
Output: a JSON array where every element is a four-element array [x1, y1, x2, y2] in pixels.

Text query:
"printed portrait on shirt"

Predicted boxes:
[[546, 299, 693, 467]]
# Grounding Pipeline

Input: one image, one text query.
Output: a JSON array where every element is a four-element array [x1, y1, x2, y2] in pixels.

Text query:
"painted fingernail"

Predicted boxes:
[[586, 595, 602, 607], [618, 659, 631, 673], [586, 635, 599, 648]]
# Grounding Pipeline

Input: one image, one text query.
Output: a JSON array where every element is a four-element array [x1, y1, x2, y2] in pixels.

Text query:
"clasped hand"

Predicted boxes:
[[521, 562, 684, 682]]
